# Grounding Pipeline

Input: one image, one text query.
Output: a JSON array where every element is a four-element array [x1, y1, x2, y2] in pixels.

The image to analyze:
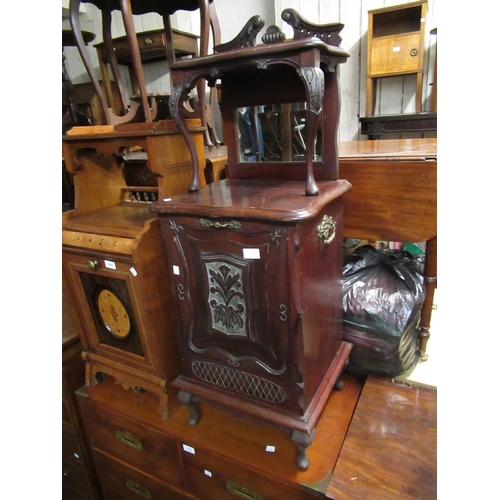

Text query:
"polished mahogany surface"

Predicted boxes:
[[339, 138, 436, 161], [327, 375, 437, 500], [150, 179, 351, 221], [338, 138, 436, 244]]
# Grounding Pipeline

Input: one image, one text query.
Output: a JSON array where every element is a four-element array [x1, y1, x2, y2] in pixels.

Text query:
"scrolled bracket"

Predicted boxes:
[[298, 67, 324, 115], [281, 8, 344, 46], [214, 15, 265, 53]]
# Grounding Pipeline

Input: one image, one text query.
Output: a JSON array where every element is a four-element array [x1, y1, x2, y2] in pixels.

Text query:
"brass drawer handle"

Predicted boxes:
[[145, 37, 153, 45], [115, 429, 143, 451], [227, 480, 263, 500], [87, 260, 98, 270], [410, 48, 418, 56], [200, 218, 241, 229], [317, 215, 336, 245], [126, 479, 151, 498]]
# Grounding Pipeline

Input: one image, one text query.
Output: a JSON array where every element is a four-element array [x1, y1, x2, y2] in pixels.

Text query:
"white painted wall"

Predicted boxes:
[[63, 0, 437, 141]]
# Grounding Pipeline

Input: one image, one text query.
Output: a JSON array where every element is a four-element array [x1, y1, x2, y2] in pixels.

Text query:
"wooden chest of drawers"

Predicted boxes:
[[76, 371, 362, 499]]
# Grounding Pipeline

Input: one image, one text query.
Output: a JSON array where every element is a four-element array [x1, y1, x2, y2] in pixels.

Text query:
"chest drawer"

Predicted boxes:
[[63, 428, 85, 466], [79, 398, 182, 487], [93, 450, 195, 500], [63, 457, 94, 499], [181, 446, 314, 500]]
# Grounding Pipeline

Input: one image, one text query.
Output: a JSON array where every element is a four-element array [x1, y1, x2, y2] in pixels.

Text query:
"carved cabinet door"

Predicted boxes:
[[161, 216, 297, 405]]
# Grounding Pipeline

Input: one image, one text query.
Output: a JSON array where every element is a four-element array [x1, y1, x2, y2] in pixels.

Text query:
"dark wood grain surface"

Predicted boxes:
[[150, 179, 351, 221], [327, 375, 437, 500]]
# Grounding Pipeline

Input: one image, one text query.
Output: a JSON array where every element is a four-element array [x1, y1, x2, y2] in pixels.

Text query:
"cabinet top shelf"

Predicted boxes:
[[150, 179, 351, 222]]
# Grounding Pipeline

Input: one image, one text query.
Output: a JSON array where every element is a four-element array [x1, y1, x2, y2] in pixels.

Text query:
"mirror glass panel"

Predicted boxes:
[[236, 103, 322, 163]]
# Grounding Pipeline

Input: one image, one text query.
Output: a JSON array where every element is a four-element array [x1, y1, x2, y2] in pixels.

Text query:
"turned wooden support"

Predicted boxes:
[[178, 390, 201, 425], [419, 235, 437, 361], [292, 428, 316, 471]]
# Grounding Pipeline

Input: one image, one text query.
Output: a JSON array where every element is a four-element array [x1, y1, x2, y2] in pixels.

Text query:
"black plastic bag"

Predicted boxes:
[[342, 245, 425, 377]]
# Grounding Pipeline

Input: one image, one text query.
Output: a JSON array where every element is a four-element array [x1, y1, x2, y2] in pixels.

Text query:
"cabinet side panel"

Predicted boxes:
[[293, 197, 345, 409]]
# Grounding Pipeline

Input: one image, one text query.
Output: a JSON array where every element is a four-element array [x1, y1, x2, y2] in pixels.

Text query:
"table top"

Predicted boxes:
[[327, 375, 437, 499], [338, 138, 436, 162]]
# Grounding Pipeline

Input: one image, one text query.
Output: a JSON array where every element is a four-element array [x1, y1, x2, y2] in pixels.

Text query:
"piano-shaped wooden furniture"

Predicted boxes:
[[62, 120, 205, 420]]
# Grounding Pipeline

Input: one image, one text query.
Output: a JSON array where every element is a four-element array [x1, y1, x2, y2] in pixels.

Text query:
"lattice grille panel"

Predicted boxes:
[[192, 361, 286, 403]]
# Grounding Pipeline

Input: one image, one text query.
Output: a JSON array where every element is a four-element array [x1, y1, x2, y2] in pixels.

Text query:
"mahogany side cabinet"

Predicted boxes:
[[150, 9, 352, 470]]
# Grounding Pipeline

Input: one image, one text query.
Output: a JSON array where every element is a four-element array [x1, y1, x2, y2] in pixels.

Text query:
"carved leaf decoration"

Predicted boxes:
[[208, 264, 245, 330]]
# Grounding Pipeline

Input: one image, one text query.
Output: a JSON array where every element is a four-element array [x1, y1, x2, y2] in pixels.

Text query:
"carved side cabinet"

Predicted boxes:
[[150, 9, 352, 469]]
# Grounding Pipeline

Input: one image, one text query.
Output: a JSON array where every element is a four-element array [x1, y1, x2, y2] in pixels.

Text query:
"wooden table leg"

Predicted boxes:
[[419, 235, 437, 361]]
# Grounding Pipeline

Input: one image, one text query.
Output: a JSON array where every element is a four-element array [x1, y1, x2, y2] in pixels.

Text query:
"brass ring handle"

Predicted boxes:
[[410, 48, 418, 56], [317, 215, 336, 245], [87, 260, 98, 270], [145, 37, 153, 45], [200, 218, 241, 229]]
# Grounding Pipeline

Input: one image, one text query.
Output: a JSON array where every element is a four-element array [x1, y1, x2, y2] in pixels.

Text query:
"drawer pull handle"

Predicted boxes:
[[126, 479, 151, 498], [87, 260, 98, 270], [115, 430, 143, 451], [227, 480, 263, 500], [145, 37, 153, 45], [317, 215, 336, 245], [410, 48, 418, 56], [200, 218, 241, 230]]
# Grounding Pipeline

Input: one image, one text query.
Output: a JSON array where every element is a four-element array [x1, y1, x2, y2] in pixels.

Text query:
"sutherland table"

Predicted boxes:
[[338, 138, 437, 361]]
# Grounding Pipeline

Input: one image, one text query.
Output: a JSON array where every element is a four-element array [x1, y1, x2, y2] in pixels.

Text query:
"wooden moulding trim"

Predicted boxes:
[[172, 342, 352, 434], [62, 230, 134, 255], [84, 351, 168, 392]]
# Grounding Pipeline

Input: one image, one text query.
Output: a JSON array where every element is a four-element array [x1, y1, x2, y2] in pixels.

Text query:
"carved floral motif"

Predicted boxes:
[[207, 263, 246, 336]]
